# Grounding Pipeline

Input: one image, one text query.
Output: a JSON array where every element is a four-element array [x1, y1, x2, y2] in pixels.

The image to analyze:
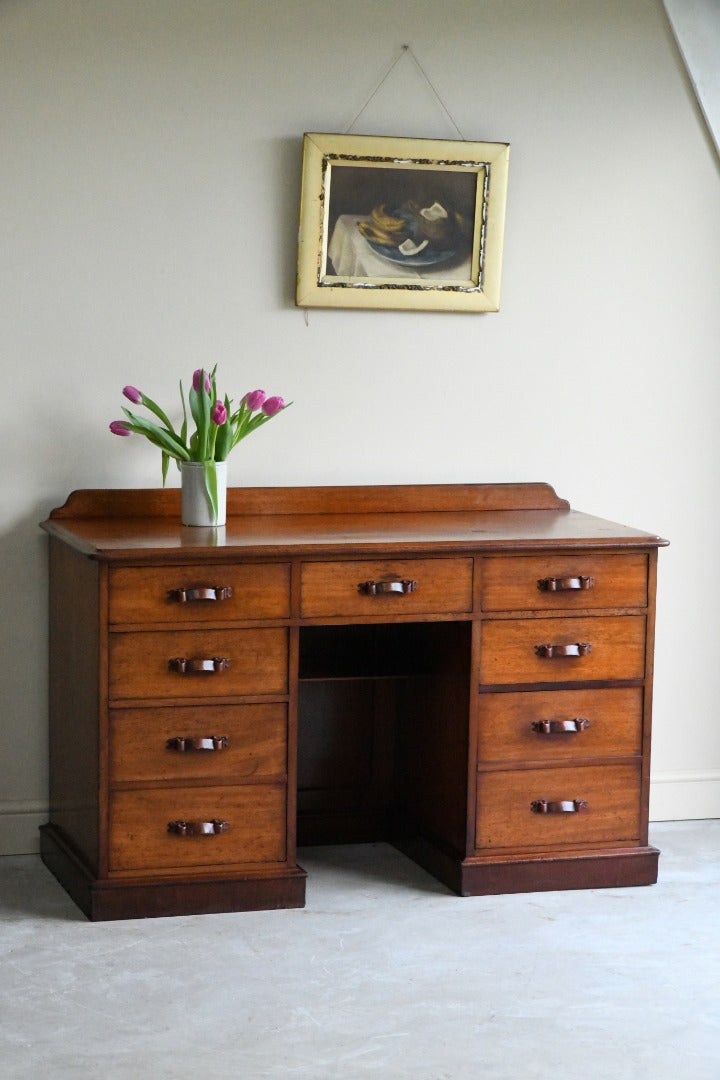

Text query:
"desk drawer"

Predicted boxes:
[[479, 616, 646, 685], [475, 763, 641, 850], [110, 704, 287, 783], [109, 628, 288, 701], [300, 558, 473, 619], [110, 784, 286, 871], [477, 688, 643, 763], [482, 554, 647, 612], [109, 563, 290, 624]]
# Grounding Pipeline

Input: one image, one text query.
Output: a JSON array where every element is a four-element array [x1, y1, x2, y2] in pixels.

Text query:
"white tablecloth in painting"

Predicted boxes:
[[327, 215, 472, 282]]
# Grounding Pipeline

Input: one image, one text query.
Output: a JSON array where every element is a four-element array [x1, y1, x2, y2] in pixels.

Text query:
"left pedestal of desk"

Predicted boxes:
[[40, 527, 305, 921]]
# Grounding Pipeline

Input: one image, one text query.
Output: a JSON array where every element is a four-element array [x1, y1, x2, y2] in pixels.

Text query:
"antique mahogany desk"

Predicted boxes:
[[40, 483, 667, 920]]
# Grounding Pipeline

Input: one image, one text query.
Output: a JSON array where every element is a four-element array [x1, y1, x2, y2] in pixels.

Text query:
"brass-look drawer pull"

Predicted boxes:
[[168, 657, 231, 674], [166, 736, 229, 752], [534, 642, 592, 658], [531, 718, 590, 735], [530, 799, 589, 814], [358, 579, 418, 595], [167, 586, 233, 603], [537, 575, 594, 592], [167, 819, 229, 836]]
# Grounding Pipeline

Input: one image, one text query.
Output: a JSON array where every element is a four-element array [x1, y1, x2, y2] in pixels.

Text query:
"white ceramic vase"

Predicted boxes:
[[180, 461, 227, 527]]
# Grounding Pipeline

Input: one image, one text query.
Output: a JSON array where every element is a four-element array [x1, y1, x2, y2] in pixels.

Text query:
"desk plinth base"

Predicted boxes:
[[396, 834, 659, 896], [40, 825, 307, 921]]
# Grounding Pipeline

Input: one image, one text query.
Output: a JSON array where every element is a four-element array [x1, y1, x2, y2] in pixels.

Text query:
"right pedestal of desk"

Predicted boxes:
[[463, 550, 659, 894]]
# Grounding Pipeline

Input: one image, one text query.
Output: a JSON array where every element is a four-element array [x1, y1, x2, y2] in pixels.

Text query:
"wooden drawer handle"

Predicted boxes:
[[168, 657, 231, 674], [534, 642, 592, 658], [530, 799, 589, 814], [531, 718, 590, 735], [168, 586, 233, 603], [167, 819, 230, 836], [358, 579, 418, 596], [166, 736, 229, 752], [538, 575, 594, 592]]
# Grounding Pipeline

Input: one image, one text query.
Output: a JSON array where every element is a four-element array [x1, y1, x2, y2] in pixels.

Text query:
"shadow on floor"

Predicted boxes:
[[298, 841, 452, 897]]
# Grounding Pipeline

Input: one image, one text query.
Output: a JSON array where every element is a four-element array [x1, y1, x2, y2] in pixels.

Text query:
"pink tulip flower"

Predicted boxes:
[[193, 368, 211, 394], [211, 401, 227, 425], [122, 386, 142, 404], [109, 420, 132, 436], [262, 396, 285, 417], [243, 389, 266, 412]]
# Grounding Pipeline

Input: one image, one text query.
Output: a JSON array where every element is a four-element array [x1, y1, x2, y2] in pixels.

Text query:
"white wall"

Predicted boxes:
[[1, 0, 718, 853]]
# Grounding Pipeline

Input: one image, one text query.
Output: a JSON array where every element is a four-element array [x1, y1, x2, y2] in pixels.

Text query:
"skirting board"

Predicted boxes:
[[649, 771, 720, 822], [0, 801, 46, 856], [2, 776, 720, 856]]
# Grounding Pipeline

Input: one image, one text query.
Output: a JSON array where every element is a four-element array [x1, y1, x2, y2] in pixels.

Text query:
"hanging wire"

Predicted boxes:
[[404, 46, 466, 140], [345, 44, 466, 140], [344, 46, 409, 134]]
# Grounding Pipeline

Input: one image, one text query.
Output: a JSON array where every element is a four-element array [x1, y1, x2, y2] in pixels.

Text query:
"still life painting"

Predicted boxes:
[[296, 132, 509, 313]]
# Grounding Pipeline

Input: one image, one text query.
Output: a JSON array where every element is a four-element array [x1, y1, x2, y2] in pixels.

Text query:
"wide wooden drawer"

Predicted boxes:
[[109, 628, 288, 701], [475, 763, 642, 850], [109, 563, 290, 624], [479, 615, 646, 685], [481, 553, 647, 611], [300, 558, 473, 618], [110, 704, 287, 783], [477, 688, 643, 763], [110, 784, 286, 871]]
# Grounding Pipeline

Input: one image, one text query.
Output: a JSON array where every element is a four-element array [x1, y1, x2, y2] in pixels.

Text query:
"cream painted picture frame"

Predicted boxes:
[[296, 132, 509, 313]]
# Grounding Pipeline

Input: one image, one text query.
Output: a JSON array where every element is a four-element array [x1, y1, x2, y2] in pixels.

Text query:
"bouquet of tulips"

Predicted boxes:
[[110, 366, 289, 519]]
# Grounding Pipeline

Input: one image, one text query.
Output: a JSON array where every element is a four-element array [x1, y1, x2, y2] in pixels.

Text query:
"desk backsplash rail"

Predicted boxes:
[[47, 482, 571, 520]]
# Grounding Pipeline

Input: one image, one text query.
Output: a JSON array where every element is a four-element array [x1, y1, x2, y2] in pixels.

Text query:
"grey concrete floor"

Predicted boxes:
[[1, 821, 719, 1079]]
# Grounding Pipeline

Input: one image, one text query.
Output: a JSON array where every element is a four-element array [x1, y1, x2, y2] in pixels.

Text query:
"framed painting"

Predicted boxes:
[[296, 132, 509, 313]]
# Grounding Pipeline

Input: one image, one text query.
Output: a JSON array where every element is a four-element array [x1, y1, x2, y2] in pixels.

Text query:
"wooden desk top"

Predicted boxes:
[[42, 483, 668, 561]]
